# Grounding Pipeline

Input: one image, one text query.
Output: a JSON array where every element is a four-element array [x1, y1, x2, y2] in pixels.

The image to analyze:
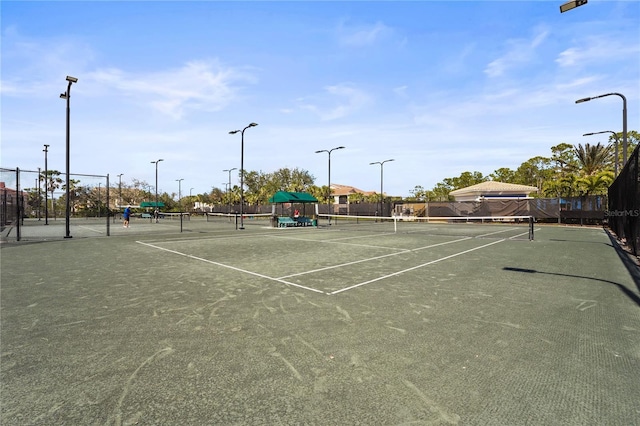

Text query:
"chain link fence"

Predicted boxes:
[[1, 168, 109, 241]]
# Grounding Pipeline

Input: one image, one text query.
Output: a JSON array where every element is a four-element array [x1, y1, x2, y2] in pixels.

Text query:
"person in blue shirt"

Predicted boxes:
[[123, 206, 131, 228]]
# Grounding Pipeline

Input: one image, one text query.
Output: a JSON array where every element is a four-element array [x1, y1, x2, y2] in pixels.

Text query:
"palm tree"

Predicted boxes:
[[573, 143, 612, 176], [577, 171, 614, 197]]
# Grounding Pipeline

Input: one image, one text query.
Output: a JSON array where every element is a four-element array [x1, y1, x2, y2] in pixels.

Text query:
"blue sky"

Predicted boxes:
[[2, 1, 639, 197]]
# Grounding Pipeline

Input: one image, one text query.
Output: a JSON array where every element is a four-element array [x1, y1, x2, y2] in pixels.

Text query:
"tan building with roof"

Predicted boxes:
[[449, 181, 538, 202], [330, 184, 376, 204]]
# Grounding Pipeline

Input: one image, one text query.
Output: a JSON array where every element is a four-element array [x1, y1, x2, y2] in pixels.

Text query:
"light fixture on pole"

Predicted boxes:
[[43, 144, 50, 225], [583, 131, 620, 176], [176, 178, 184, 209], [151, 159, 164, 222], [560, 0, 587, 13], [223, 168, 238, 215], [315, 146, 345, 224], [60, 75, 78, 238], [576, 93, 627, 167], [117, 173, 124, 208], [369, 159, 395, 218], [229, 123, 258, 230]]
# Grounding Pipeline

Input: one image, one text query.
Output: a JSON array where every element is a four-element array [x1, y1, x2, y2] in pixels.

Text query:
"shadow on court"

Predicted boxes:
[[503, 266, 640, 307]]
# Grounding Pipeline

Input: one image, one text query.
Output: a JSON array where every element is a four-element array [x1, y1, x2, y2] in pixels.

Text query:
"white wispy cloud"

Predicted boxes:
[[336, 20, 392, 47], [556, 36, 640, 67], [484, 26, 550, 78], [87, 61, 256, 119], [299, 83, 372, 121]]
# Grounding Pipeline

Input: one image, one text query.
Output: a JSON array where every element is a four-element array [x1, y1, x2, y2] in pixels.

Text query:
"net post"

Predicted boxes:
[[529, 216, 534, 241]]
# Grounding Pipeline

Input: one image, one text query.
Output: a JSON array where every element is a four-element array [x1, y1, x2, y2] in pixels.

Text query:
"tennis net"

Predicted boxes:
[[317, 214, 535, 240], [205, 212, 273, 226]]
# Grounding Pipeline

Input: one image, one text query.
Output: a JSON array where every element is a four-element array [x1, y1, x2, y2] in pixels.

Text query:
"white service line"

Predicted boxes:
[[136, 240, 325, 294], [78, 226, 103, 234], [476, 228, 519, 238], [329, 238, 506, 295], [277, 237, 471, 279], [268, 234, 411, 251]]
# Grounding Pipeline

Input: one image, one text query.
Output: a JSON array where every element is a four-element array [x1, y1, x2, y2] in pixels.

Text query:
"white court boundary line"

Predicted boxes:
[[137, 228, 535, 296], [136, 240, 325, 294], [78, 225, 104, 234], [277, 237, 471, 279], [329, 239, 506, 295], [329, 229, 534, 295]]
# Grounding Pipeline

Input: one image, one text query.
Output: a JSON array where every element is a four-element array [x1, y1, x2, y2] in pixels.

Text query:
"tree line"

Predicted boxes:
[[409, 131, 638, 201], [21, 131, 638, 215]]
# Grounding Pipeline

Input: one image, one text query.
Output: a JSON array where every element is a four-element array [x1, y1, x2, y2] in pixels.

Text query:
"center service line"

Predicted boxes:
[[329, 238, 506, 295], [277, 237, 471, 279], [136, 241, 325, 294]]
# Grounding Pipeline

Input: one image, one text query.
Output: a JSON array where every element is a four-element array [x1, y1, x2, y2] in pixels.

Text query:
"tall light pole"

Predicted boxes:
[[229, 123, 258, 230], [576, 93, 627, 167], [43, 144, 49, 225], [223, 168, 237, 215], [117, 173, 124, 207], [315, 146, 345, 224], [176, 178, 184, 210], [370, 159, 395, 218], [60, 75, 77, 238], [583, 131, 620, 176], [151, 159, 164, 222]]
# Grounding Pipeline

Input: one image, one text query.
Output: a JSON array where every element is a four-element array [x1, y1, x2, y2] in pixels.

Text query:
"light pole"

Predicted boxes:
[[583, 131, 620, 176], [229, 123, 258, 230], [315, 146, 345, 224], [117, 173, 124, 207], [370, 159, 395, 218], [43, 144, 49, 225], [176, 178, 184, 210], [60, 75, 77, 238], [151, 159, 164, 222], [223, 168, 237, 215], [576, 93, 627, 167]]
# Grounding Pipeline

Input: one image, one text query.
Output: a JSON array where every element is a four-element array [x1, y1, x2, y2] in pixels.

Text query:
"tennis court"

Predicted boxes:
[[1, 218, 639, 425]]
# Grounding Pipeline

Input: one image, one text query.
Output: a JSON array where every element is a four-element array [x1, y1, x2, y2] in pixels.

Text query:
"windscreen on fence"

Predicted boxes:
[[608, 144, 640, 256]]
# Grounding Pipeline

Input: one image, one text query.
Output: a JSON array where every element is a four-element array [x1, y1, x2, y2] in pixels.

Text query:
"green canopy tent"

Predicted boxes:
[[140, 201, 165, 208], [268, 191, 318, 217], [268, 191, 318, 204]]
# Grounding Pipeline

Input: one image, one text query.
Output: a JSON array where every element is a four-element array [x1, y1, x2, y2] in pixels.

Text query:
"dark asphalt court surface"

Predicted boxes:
[[1, 219, 639, 425]]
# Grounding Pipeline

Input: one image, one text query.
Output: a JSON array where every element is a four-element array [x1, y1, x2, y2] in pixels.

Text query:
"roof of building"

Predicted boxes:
[[331, 183, 377, 196], [449, 181, 538, 196]]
